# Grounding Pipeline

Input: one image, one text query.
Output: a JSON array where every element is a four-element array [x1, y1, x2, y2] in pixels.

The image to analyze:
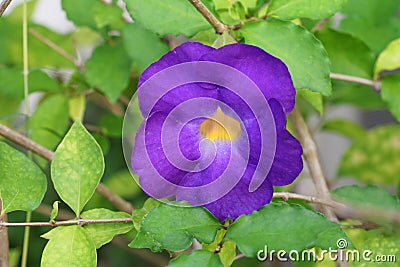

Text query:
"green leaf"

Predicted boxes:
[[123, 23, 170, 73], [0, 142, 47, 213], [339, 125, 400, 185], [29, 95, 70, 167], [212, 31, 237, 48], [68, 95, 86, 122], [81, 208, 133, 248], [267, 0, 347, 20], [51, 121, 104, 216], [321, 119, 366, 140], [49, 201, 60, 222], [241, 19, 332, 96], [168, 250, 223, 267], [332, 185, 400, 211], [132, 198, 162, 231], [99, 113, 123, 137], [0, 67, 59, 99], [337, 0, 400, 53], [381, 75, 400, 122], [225, 202, 352, 257], [130, 204, 221, 252], [41, 226, 97, 267], [375, 38, 400, 76], [124, 0, 212, 36], [85, 42, 132, 102], [297, 89, 323, 115]]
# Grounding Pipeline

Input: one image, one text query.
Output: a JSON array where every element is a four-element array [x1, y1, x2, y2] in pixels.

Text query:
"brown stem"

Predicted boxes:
[[0, 123, 134, 214], [188, 0, 227, 34], [330, 73, 381, 92], [0, 200, 10, 267], [0, 0, 12, 16], [288, 107, 338, 223], [0, 218, 132, 227]]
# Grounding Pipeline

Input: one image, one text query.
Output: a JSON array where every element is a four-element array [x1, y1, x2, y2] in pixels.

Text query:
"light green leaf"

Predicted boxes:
[[297, 89, 323, 115], [168, 250, 223, 267], [49, 201, 60, 222], [241, 19, 332, 96], [124, 0, 211, 36], [41, 226, 97, 267], [123, 23, 169, 73], [69, 95, 86, 122], [339, 125, 400, 185], [132, 198, 162, 231], [51, 121, 104, 216], [81, 208, 133, 248], [321, 119, 366, 140], [193, 29, 221, 46], [337, 0, 400, 53], [267, 0, 347, 20], [130, 204, 221, 252], [225, 202, 352, 257], [85, 42, 132, 102], [212, 31, 237, 48], [332, 185, 400, 211], [375, 38, 400, 76], [0, 142, 47, 213], [203, 229, 236, 267], [381, 75, 400, 122], [29, 94, 70, 167]]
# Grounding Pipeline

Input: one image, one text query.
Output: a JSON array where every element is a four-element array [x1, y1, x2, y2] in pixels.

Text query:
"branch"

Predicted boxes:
[[0, 218, 132, 227], [273, 192, 344, 208], [0, 123, 134, 214], [29, 29, 83, 70], [188, 0, 227, 34], [288, 107, 339, 223], [330, 73, 381, 92], [0, 0, 12, 17]]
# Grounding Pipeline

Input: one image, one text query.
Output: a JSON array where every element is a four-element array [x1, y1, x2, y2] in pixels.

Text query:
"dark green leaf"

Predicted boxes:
[[321, 119, 366, 140], [132, 198, 162, 231], [81, 208, 133, 248], [104, 170, 141, 199], [51, 121, 104, 216], [85, 42, 132, 102], [241, 19, 332, 96], [0, 142, 47, 213], [99, 113, 124, 137], [267, 0, 346, 20], [225, 202, 352, 257], [168, 250, 223, 267], [332, 185, 400, 211], [381, 75, 400, 122], [339, 125, 400, 185], [124, 0, 211, 36], [41, 226, 97, 267], [123, 23, 169, 73], [130, 204, 221, 252]]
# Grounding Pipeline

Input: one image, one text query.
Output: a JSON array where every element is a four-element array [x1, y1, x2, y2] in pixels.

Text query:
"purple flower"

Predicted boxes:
[[131, 42, 303, 222]]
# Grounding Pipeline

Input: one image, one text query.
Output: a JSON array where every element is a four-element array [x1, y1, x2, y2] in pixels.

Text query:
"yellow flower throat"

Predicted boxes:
[[199, 107, 241, 141]]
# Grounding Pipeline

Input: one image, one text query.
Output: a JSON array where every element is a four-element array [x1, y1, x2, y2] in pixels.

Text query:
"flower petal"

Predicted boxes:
[[200, 43, 296, 113]]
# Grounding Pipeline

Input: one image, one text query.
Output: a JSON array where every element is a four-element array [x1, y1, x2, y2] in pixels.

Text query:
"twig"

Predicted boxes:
[[311, 18, 329, 32], [0, 218, 132, 227], [330, 73, 381, 92], [273, 192, 344, 208], [0, 0, 12, 16], [188, 0, 227, 34], [0, 200, 10, 267], [0, 123, 134, 214], [288, 107, 339, 223], [29, 29, 83, 70]]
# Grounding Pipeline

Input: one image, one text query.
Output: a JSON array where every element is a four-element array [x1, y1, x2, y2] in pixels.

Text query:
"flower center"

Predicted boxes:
[[199, 107, 241, 141]]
